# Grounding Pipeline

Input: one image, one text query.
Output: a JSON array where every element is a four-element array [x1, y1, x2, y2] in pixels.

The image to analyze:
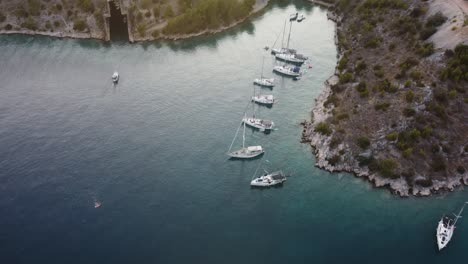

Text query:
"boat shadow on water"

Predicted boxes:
[[228, 152, 265, 161], [250, 182, 285, 189]]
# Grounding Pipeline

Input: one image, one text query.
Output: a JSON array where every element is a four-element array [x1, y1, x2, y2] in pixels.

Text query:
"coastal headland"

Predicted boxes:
[[303, 0, 467, 197]]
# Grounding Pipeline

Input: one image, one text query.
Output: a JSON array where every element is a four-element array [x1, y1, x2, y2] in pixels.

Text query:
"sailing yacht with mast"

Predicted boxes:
[[227, 119, 264, 159], [253, 56, 275, 88], [273, 64, 301, 77], [252, 94, 276, 106], [271, 19, 296, 55], [243, 101, 274, 131], [275, 20, 308, 64], [436, 202, 468, 250]]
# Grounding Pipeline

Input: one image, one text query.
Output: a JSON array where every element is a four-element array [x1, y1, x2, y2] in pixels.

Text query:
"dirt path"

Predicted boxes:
[[429, 0, 468, 49]]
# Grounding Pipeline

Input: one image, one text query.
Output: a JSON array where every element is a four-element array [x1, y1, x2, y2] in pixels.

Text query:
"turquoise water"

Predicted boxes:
[[0, 2, 467, 263]]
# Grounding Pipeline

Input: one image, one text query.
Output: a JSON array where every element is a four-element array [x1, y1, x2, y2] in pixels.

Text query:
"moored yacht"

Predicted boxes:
[[252, 94, 276, 106], [436, 202, 468, 250], [275, 52, 307, 64], [273, 65, 301, 77], [251, 171, 287, 187], [243, 116, 274, 131], [254, 78, 275, 87], [228, 119, 264, 159], [228, 146, 264, 159]]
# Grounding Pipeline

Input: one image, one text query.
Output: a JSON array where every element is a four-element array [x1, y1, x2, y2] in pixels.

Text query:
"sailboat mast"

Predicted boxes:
[[242, 120, 246, 148], [453, 202, 468, 225], [261, 56, 265, 78], [287, 20, 293, 49], [281, 19, 287, 49]]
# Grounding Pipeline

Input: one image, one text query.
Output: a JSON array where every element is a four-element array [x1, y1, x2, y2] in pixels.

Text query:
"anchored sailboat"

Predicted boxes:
[[273, 64, 301, 77], [436, 202, 468, 250], [253, 56, 275, 88], [252, 83, 275, 106], [227, 118, 264, 159], [275, 20, 308, 64], [243, 101, 274, 131]]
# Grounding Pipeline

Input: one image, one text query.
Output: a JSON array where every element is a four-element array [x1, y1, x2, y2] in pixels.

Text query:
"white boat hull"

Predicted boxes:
[[275, 53, 306, 64], [252, 95, 275, 106], [228, 146, 264, 159], [253, 78, 275, 87], [437, 218, 454, 250], [251, 172, 287, 187], [273, 66, 301, 77], [242, 117, 274, 131]]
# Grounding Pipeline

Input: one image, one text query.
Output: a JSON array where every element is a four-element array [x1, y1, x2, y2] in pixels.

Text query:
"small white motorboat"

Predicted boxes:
[[273, 65, 301, 77], [254, 78, 275, 87], [251, 171, 287, 187], [436, 202, 468, 250], [243, 116, 274, 131], [112, 71, 119, 83], [297, 15, 306, 22], [252, 94, 276, 106]]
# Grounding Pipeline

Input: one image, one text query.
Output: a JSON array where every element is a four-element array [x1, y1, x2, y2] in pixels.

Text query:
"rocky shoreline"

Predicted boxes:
[[301, 4, 468, 197]]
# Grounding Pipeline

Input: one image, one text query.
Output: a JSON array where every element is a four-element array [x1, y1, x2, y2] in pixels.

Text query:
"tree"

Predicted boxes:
[[165, 5, 174, 19]]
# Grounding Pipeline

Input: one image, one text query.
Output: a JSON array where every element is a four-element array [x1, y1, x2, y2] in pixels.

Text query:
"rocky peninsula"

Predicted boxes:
[[303, 0, 468, 197]]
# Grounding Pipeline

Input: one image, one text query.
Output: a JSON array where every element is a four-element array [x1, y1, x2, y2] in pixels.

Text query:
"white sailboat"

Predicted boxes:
[[253, 56, 275, 88], [243, 116, 274, 131], [252, 94, 276, 106], [275, 20, 308, 64], [436, 202, 468, 250], [251, 170, 287, 187], [227, 119, 264, 159], [273, 64, 301, 77], [271, 19, 292, 55]]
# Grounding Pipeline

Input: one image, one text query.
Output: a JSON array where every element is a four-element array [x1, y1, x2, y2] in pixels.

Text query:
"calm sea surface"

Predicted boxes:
[[0, 2, 467, 263]]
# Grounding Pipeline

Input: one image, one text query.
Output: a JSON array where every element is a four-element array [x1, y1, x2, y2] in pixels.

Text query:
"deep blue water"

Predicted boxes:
[[0, 2, 467, 263]]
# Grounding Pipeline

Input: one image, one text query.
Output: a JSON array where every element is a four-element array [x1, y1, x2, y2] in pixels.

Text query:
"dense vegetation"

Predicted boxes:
[[163, 0, 255, 35]]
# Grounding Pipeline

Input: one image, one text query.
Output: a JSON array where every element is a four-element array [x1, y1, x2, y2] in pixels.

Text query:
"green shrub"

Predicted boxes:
[[73, 19, 87, 31], [152, 30, 160, 38], [386, 132, 398, 141], [357, 136, 370, 149], [339, 72, 353, 83], [21, 17, 37, 30], [405, 90, 414, 103], [375, 102, 390, 111], [426, 12, 446, 27], [403, 108, 416, 117], [315, 122, 332, 136], [403, 147, 413, 157], [378, 159, 398, 178], [356, 81, 369, 97]]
